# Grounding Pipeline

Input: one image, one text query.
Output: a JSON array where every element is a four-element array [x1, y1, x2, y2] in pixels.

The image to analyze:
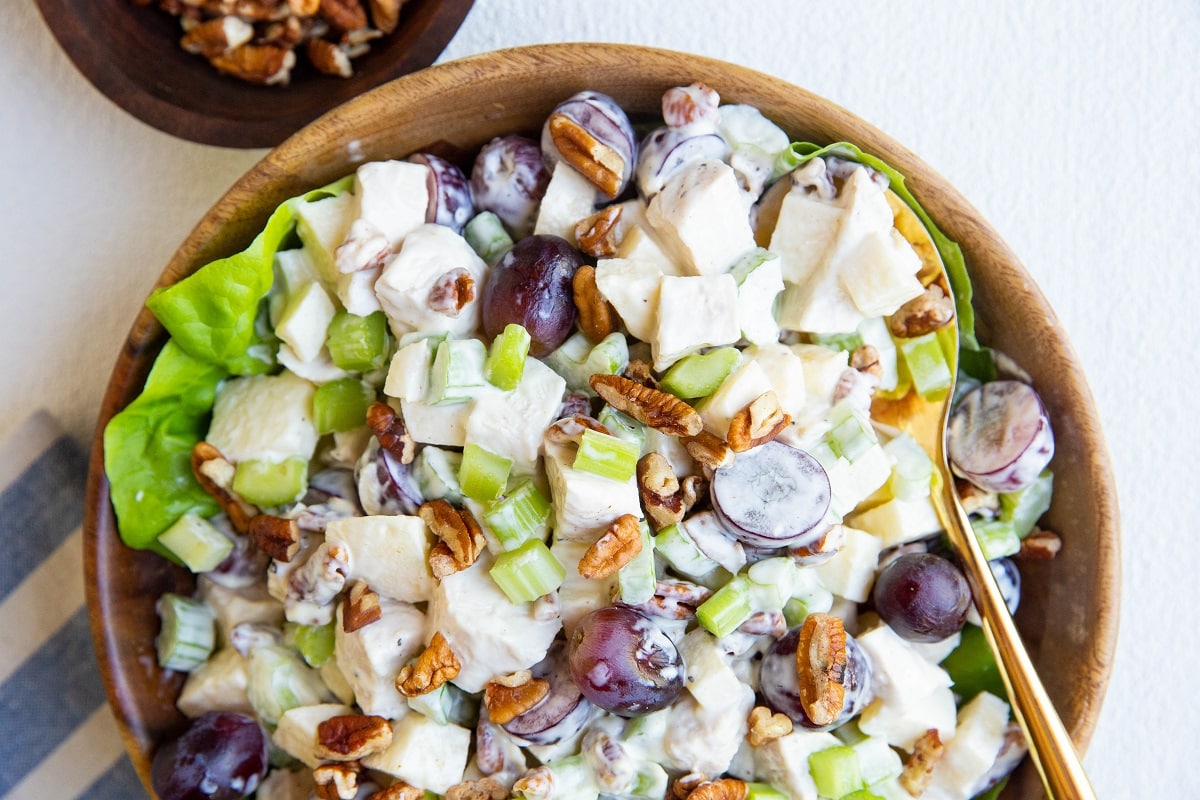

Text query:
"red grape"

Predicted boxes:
[[408, 152, 475, 234], [873, 552, 971, 642], [710, 441, 831, 548], [759, 623, 872, 731], [481, 234, 583, 357], [150, 712, 268, 800], [503, 641, 593, 745], [947, 380, 1054, 493], [568, 606, 684, 717], [470, 135, 549, 238]]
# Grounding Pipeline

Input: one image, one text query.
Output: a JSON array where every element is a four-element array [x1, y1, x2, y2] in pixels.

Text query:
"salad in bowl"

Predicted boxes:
[[92, 47, 1112, 800]]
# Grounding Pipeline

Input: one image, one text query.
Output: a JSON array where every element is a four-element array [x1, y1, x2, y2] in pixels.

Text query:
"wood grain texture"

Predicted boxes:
[[83, 45, 1119, 798], [32, 0, 475, 148]]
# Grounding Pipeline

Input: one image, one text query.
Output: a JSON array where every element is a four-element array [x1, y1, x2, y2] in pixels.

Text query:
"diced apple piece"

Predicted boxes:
[[651, 274, 741, 370], [814, 525, 883, 602], [334, 597, 425, 720], [275, 281, 336, 364], [534, 161, 598, 241], [362, 713, 472, 793], [697, 360, 774, 439], [594, 257, 664, 342], [465, 358, 565, 475], [646, 160, 757, 277], [296, 192, 355, 287]]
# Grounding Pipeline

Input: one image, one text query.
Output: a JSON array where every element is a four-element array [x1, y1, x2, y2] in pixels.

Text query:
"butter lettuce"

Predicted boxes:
[[146, 176, 353, 375], [780, 142, 995, 380]]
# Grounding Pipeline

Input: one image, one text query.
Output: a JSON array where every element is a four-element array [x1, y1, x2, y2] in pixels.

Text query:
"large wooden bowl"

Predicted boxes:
[[33, 0, 474, 148], [84, 44, 1120, 798]]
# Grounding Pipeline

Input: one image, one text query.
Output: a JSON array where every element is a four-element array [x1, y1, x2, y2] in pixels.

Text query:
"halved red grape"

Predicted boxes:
[[710, 441, 831, 548], [355, 439, 423, 516], [409, 152, 475, 234], [481, 234, 583, 357], [150, 712, 268, 800], [635, 127, 728, 198], [470, 135, 549, 238], [541, 91, 637, 198], [873, 552, 971, 642], [759, 624, 872, 731], [503, 641, 594, 745], [568, 606, 684, 717], [947, 380, 1054, 493]]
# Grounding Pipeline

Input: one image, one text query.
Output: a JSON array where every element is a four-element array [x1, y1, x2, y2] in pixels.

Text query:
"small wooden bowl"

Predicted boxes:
[[33, 0, 475, 148], [84, 44, 1120, 797]]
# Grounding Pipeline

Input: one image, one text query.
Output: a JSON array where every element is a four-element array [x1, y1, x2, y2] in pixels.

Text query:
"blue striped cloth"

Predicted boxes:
[[0, 413, 147, 799]]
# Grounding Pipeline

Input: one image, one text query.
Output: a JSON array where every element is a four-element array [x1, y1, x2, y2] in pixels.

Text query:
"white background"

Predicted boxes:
[[3, 0, 1197, 794]]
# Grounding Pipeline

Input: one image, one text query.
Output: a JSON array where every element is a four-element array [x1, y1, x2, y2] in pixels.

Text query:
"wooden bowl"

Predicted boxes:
[[84, 44, 1120, 797], [33, 0, 475, 148]]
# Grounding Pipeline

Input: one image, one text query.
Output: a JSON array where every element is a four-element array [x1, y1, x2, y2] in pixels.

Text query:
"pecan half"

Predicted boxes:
[[483, 672, 551, 724], [1017, 527, 1063, 560], [548, 114, 626, 198], [545, 415, 610, 446], [955, 478, 1000, 518], [319, 0, 368, 32], [671, 773, 709, 800], [315, 714, 393, 761], [889, 283, 955, 339], [727, 391, 791, 453], [249, 514, 300, 562], [368, 0, 401, 32], [795, 612, 848, 728], [191, 442, 257, 533], [590, 374, 703, 437], [687, 778, 749, 800], [367, 784, 425, 800], [342, 581, 382, 632], [428, 268, 476, 316], [307, 38, 353, 77], [572, 264, 617, 343], [396, 632, 460, 696], [789, 524, 847, 567], [574, 206, 623, 258], [578, 514, 643, 579], [512, 767, 554, 799], [661, 83, 720, 129], [314, 762, 360, 800], [419, 500, 486, 578], [623, 358, 657, 387], [210, 43, 295, 85], [445, 778, 508, 800], [180, 15, 254, 57], [682, 430, 735, 470], [287, 0, 320, 15], [637, 452, 685, 531], [747, 705, 793, 747], [367, 402, 416, 464], [899, 728, 945, 796], [849, 344, 883, 379]]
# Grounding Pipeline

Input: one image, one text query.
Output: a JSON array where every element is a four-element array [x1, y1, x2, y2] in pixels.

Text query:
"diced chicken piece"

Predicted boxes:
[[924, 692, 1011, 800], [859, 623, 955, 700], [206, 372, 318, 464], [552, 537, 618, 635], [465, 358, 566, 475], [199, 577, 285, 647], [383, 338, 435, 402], [594, 258, 664, 342], [335, 597, 426, 720], [614, 200, 681, 276], [909, 631, 962, 665], [696, 360, 774, 439], [351, 160, 430, 250], [324, 515, 436, 603], [275, 281, 337, 364], [769, 190, 843, 284], [856, 623, 957, 750], [374, 224, 489, 338], [754, 729, 842, 800], [426, 554, 561, 692], [336, 266, 384, 317], [319, 660, 357, 706], [543, 439, 642, 543], [734, 254, 785, 346], [363, 714, 472, 793], [295, 191, 354, 287], [273, 703, 355, 768], [859, 687, 958, 753], [745, 343, 807, 420], [662, 687, 755, 777], [789, 344, 850, 422], [651, 274, 741, 370], [534, 161, 598, 241], [814, 525, 883, 602], [177, 648, 253, 718], [677, 629, 743, 709], [646, 159, 757, 276]]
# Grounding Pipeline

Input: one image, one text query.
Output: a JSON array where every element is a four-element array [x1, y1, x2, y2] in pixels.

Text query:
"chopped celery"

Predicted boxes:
[[326, 310, 390, 372], [312, 378, 374, 434], [826, 402, 877, 462], [808, 745, 863, 800], [286, 621, 335, 668], [484, 480, 552, 550], [942, 624, 1005, 701], [459, 443, 513, 503], [884, 432, 935, 501], [414, 446, 464, 504], [156, 513, 233, 573], [597, 405, 646, 451], [629, 763, 669, 799], [857, 316, 900, 392], [971, 518, 1021, 560], [806, 330, 864, 353], [999, 469, 1053, 538], [851, 736, 903, 786], [464, 211, 514, 264], [232, 457, 308, 507], [653, 523, 720, 580], [490, 539, 567, 604], [485, 324, 532, 390], [545, 331, 629, 395], [429, 338, 489, 405], [745, 784, 790, 800], [696, 576, 754, 638], [618, 520, 657, 605], [783, 597, 810, 628], [659, 347, 741, 399], [898, 332, 953, 399], [573, 429, 640, 483], [747, 556, 798, 611], [839, 792, 884, 800], [246, 644, 332, 725], [407, 681, 453, 724], [156, 593, 215, 672]]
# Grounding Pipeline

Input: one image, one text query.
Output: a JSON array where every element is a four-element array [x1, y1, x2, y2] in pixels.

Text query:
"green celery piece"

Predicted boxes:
[[326, 310, 390, 372], [103, 340, 227, 551], [807, 745, 864, 800], [782, 597, 809, 628], [147, 176, 353, 375], [459, 443, 513, 503], [597, 405, 646, 451], [312, 378, 374, 434], [617, 520, 657, 605], [464, 211, 514, 264], [999, 469, 1053, 538], [898, 332, 953, 399], [573, 429, 640, 482], [745, 784, 789, 800], [696, 576, 753, 638], [490, 539, 566, 604], [156, 513, 233, 573], [429, 338, 489, 404], [485, 323, 532, 390], [156, 593, 215, 672], [973, 776, 1009, 800], [233, 457, 309, 507], [287, 622, 336, 668], [942, 623, 1005, 702], [970, 517, 1021, 560], [659, 347, 741, 399], [840, 791, 885, 800], [805, 330, 865, 353], [483, 480, 552, 550], [781, 141, 995, 380]]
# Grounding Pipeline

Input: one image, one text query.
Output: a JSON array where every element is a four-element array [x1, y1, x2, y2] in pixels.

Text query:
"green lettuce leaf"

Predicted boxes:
[[103, 340, 228, 551], [146, 176, 353, 375], [781, 142, 996, 380]]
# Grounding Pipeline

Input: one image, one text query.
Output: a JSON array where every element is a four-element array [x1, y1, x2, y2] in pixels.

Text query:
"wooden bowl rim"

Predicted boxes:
[[84, 43, 1121, 793]]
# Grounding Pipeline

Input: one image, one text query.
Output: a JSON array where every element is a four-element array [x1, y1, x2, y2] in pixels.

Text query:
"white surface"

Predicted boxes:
[[2, 0, 1196, 793]]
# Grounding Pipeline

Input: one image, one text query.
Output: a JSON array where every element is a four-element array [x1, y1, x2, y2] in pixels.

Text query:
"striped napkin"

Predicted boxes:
[[0, 413, 147, 799]]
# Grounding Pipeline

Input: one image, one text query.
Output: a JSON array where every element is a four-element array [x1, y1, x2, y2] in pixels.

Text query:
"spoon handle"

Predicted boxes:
[[934, 479, 1097, 800]]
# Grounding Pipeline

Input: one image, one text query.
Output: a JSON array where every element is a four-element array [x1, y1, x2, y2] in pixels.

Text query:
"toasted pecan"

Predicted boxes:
[[577, 514, 644, 579], [589, 374, 702, 437]]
